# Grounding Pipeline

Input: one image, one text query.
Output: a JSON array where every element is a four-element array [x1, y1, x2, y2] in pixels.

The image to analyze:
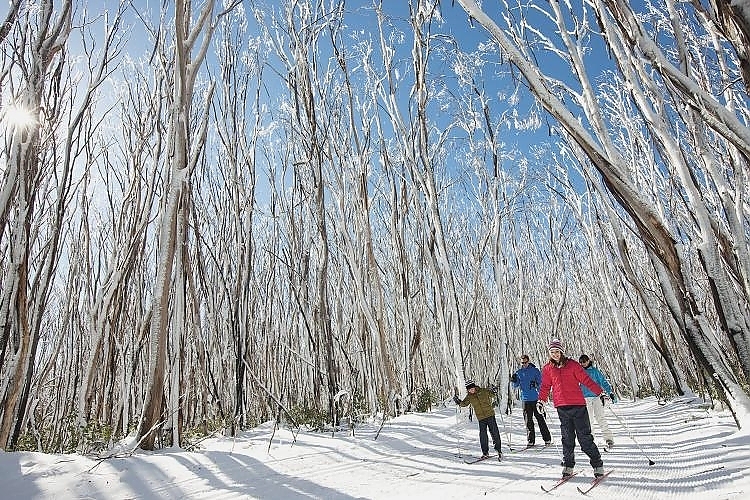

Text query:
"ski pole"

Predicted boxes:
[[454, 408, 465, 458], [539, 402, 556, 449], [506, 401, 514, 451], [508, 388, 521, 451], [453, 389, 463, 458], [606, 403, 656, 465]]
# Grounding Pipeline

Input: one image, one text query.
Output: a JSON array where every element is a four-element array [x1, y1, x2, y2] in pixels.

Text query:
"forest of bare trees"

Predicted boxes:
[[0, 0, 748, 453]]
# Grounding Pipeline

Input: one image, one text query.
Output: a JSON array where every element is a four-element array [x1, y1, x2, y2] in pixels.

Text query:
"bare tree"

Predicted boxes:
[[282, 0, 346, 419], [137, 0, 220, 450], [200, 4, 265, 431], [401, 1, 468, 395], [77, 49, 165, 432], [0, 0, 73, 449], [327, 5, 401, 411]]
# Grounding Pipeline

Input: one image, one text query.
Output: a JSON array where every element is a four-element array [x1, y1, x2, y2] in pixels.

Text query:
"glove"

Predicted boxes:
[[453, 395, 461, 404], [609, 392, 616, 403], [511, 373, 518, 384], [490, 385, 499, 394], [600, 393, 611, 405], [536, 401, 545, 414], [530, 380, 538, 389]]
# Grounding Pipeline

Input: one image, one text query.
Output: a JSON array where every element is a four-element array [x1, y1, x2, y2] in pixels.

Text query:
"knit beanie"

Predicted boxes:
[[548, 339, 564, 352], [465, 379, 478, 390]]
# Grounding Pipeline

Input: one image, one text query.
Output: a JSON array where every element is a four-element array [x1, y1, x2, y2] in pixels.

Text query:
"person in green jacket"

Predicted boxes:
[[454, 379, 503, 460]]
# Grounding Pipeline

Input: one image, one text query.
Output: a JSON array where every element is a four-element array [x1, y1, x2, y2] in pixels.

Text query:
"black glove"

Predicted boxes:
[[530, 380, 538, 389], [453, 395, 461, 404], [511, 373, 518, 384], [536, 401, 545, 414], [490, 385, 499, 394], [609, 392, 616, 403], [600, 393, 611, 405]]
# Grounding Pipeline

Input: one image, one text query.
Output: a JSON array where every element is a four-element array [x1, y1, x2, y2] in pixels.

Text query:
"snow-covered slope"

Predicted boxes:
[[0, 396, 746, 499]]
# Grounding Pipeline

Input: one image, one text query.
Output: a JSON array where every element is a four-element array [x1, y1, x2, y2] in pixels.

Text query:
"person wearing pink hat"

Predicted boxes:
[[537, 339, 608, 479]]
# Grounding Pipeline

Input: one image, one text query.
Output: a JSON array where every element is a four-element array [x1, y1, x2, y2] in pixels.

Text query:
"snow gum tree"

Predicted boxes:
[[0, 0, 127, 449], [325, 8, 401, 411], [0, 0, 118, 450], [137, 0, 240, 450], [205, 7, 262, 433], [0, 0, 72, 449], [259, 1, 343, 421], [401, 1, 467, 397], [76, 52, 165, 437]]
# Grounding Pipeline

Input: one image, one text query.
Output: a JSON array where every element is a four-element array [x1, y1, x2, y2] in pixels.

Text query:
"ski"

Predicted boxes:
[[464, 452, 502, 464], [511, 445, 534, 452], [540, 470, 580, 493], [514, 443, 552, 453], [576, 470, 613, 495], [685, 465, 724, 477]]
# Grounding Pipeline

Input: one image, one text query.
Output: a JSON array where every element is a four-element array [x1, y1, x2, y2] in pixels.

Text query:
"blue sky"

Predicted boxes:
[[116, 0, 564, 149], [105, 0, 590, 214]]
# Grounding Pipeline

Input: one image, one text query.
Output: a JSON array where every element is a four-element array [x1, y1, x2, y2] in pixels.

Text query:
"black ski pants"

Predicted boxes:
[[523, 400, 552, 445], [556, 405, 602, 468], [478, 415, 502, 455]]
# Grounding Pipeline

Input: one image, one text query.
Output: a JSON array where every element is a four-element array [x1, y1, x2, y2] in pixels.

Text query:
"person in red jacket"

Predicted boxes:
[[537, 339, 607, 478]]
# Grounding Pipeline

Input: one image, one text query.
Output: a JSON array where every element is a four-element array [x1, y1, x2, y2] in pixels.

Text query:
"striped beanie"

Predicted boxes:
[[548, 339, 564, 352]]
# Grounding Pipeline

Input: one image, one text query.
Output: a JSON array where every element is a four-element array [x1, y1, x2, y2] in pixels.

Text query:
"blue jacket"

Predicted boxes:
[[580, 365, 613, 398], [512, 363, 542, 402]]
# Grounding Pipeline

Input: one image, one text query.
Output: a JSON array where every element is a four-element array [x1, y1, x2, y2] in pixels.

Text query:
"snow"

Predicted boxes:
[[1, 396, 747, 499]]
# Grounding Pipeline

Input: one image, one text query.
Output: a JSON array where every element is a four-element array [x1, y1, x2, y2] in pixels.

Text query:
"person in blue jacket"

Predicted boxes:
[[511, 354, 552, 446], [578, 354, 615, 448]]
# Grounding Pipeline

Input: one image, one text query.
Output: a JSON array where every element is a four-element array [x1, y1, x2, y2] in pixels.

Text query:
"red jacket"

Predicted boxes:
[[539, 358, 603, 407]]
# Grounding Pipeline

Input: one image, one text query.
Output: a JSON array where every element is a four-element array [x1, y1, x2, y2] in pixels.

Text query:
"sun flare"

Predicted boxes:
[[3, 104, 36, 128]]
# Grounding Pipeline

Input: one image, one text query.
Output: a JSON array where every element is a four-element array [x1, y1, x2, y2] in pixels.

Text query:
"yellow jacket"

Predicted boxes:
[[457, 387, 496, 420]]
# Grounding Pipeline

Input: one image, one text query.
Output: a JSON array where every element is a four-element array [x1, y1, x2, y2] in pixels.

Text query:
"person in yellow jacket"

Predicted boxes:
[[454, 379, 503, 460]]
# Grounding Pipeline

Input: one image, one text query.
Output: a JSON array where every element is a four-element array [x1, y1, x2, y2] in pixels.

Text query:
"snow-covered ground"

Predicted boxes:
[[0, 396, 746, 499]]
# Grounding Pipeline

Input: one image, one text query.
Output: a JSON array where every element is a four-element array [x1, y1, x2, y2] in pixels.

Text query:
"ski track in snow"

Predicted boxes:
[[0, 396, 747, 499]]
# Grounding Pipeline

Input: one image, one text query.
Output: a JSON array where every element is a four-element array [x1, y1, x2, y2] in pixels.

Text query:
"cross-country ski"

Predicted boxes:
[[512, 442, 552, 453], [540, 470, 580, 493], [577, 470, 613, 494], [464, 454, 494, 464]]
